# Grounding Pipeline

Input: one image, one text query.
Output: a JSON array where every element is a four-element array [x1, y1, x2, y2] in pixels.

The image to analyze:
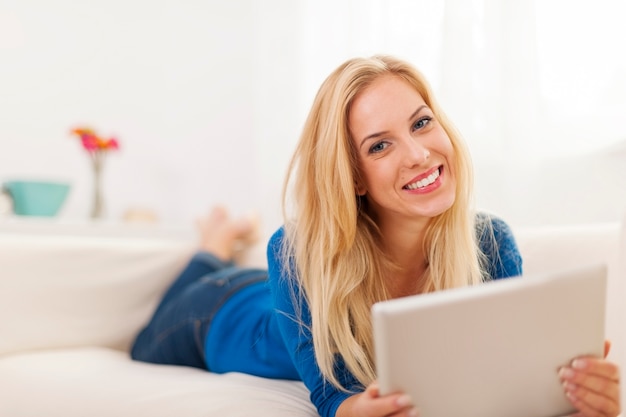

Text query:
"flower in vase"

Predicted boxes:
[[71, 127, 120, 153], [70, 127, 120, 219]]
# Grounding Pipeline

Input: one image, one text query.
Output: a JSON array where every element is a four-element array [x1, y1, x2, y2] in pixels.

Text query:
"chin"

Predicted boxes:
[[418, 196, 456, 218]]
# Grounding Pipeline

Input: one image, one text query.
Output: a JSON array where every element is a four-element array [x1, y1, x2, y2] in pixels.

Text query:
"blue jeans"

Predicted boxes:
[[130, 252, 267, 369]]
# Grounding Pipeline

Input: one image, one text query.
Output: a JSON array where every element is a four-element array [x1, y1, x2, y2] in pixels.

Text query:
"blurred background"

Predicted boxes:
[[1, 0, 625, 235]]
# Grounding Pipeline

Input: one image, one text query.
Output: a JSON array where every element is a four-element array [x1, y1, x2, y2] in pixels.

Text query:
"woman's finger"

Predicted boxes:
[[563, 382, 620, 417], [566, 358, 621, 382], [559, 366, 620, 401], [365, 381, 380, 398], [604, 340, 612, 359], [347, 382, 419, 417]]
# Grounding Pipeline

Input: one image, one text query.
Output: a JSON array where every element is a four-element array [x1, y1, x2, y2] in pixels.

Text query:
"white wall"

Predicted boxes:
[[0, 0, 303, 236], [1, 0, 625, 235]]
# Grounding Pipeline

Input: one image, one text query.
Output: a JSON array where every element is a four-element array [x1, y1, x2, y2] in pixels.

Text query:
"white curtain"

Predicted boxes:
[[297, 0, 626, 160]]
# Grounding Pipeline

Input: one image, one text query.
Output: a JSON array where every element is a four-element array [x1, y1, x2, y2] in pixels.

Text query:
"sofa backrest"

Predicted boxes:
[[0, 228, 196, 357]]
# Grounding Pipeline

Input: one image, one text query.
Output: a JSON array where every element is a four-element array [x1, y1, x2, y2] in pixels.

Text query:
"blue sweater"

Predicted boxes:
[[205, 215, 523, 417]]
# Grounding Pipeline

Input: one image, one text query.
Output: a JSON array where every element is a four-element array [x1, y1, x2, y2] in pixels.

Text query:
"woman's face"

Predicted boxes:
[[349, 74, 456, 225]]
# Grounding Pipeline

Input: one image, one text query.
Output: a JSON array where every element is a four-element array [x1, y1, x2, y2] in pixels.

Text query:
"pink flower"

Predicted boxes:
[[70, 127, 120, 153], [80, 135, 99, 151], [106, 138, 119, 150]]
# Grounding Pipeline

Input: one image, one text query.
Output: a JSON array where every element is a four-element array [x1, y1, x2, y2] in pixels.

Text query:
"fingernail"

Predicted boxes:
[[572, 359, 586, 370], [559, 367, 575, 379], [566, 390, 577, 401], [563, 381, 577, 392], [396, 394, 412, 407], [408, 407, 420, 417]]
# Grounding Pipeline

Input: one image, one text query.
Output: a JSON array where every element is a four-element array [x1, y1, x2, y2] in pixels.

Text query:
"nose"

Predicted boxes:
[[402, 139, 430, 167]]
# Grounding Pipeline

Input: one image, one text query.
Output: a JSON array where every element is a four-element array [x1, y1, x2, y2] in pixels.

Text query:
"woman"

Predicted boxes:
[[132, 55, 620, 417]]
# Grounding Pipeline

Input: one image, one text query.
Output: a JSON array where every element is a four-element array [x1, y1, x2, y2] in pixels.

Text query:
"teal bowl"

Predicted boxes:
[[2, 180, 71, 217]]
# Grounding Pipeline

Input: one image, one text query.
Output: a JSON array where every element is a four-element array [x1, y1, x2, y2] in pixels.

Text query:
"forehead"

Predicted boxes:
[[349, 75, 425, 133]]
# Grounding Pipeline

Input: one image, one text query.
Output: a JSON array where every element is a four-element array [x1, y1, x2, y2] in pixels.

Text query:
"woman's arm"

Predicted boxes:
[[476, 212, 523, 279], [266, 228, 351, 417], [267, 228, 420, 417]]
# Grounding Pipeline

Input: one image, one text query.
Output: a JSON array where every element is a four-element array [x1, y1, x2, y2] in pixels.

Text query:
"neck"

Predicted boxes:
[[378, 217, 430, 298]]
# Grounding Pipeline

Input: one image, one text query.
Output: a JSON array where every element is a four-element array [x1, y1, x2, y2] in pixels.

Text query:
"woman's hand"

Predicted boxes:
[[336, 381, 419, 417], [560, 340, 621, 417]]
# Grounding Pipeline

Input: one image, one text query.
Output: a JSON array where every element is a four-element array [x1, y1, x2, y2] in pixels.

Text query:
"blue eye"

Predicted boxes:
[[368, 141, 389, 154], [412, 116, 432, 131]]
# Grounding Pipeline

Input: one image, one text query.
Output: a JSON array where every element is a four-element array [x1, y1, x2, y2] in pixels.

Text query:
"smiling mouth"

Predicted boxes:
[[403, 167, 441, 190]]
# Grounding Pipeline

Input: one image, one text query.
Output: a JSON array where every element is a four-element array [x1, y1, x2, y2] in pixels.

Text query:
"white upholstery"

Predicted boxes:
[[0, 232, 195, 355], [0, 217, 624, 416], [0, 348, 315, 417]]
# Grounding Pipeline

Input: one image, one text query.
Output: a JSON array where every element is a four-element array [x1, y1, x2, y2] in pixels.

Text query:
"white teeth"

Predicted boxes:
[[406, 168, 440, 190]]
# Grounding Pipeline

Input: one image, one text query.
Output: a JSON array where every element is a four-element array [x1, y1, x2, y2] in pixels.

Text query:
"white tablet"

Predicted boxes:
[[372, 264, 607, 417]]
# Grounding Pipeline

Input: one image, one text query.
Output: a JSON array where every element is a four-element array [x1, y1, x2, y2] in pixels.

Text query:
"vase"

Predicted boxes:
[[91, 154, 104, 219]]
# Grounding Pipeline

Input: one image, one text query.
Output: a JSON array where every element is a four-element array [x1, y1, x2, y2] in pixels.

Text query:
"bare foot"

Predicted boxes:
[[196, 206, 259, 262]]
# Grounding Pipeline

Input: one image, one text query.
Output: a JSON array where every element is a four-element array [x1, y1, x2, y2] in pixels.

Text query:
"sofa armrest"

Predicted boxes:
[[0, 225, 196, 357]]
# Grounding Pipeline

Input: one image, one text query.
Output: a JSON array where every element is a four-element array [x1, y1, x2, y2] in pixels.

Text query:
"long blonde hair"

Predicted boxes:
[[281, 55, 485, 391]]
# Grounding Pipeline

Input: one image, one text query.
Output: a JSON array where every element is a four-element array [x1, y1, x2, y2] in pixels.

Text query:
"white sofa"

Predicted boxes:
[[0, 215, 624, 417]]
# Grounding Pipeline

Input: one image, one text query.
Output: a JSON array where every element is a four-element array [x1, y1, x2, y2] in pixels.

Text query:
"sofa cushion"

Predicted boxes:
[[0, 347, 317, 417]]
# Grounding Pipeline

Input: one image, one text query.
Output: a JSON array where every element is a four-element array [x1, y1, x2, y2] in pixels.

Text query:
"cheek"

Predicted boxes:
[[359, 160, 393, 195], [435, 131, 456, 167], [446, 144, 456, 169], [437, 129, 455, 153]]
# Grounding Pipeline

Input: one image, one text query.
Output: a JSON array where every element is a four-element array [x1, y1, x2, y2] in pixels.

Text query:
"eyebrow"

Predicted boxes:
[[358, 105, 429, 149]]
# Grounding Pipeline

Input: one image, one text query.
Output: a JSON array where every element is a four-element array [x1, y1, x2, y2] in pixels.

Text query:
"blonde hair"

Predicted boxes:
[[281, 55, 485, 391]]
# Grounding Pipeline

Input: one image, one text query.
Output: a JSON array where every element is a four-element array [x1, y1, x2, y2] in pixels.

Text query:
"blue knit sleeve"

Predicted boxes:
[[266, 228, 353, 417], [476, 212, 524, 279]]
